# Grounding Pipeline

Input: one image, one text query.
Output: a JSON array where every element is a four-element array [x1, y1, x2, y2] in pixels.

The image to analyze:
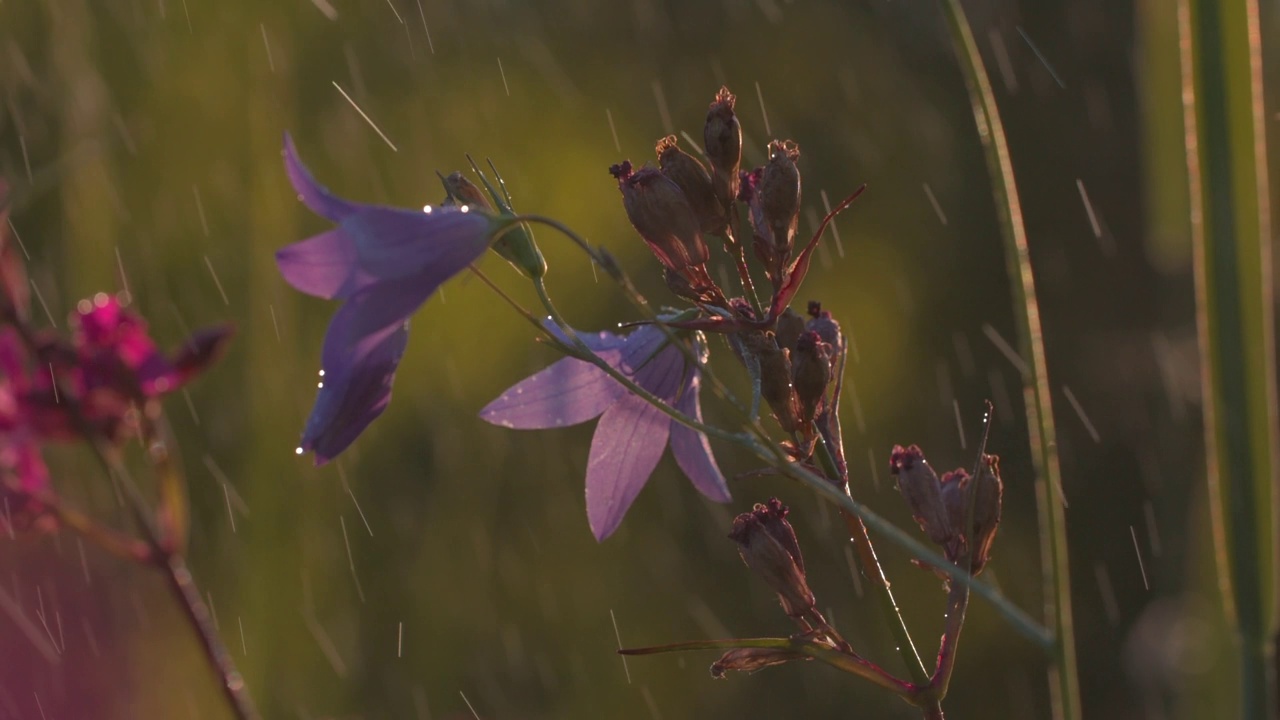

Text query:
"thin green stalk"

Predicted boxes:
[[938, 3, 1080, 718], [1178, 0, 1278, 716], [812, 431, 929, 686]]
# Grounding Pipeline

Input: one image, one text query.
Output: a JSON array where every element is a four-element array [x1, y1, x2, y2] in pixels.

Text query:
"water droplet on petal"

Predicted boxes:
[[460, 205, 470, 213], [423, 205, 433, 214], [295, 447, 304, 455]]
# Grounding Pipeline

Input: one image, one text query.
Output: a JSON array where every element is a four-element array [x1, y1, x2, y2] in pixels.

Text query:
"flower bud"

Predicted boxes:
[[741, 331, 801, 432], [805, 301, 841, 350], [610, 161, 709, 273], [791, 331, 832, 426], [656, 136, 727, 236], [703, 86, 742, 211], [773, 307, 806, 352], [889, 444, 952, 546], [939, 455, 1003, 574], [729, 498, 814, 620], [939, 468, 970, 560], [440, 170, 547, 279], [711, 647, 808, 678], [759, 140, 802, 259], [439, 172, 493, 211], [969, 454, 1002, 575]]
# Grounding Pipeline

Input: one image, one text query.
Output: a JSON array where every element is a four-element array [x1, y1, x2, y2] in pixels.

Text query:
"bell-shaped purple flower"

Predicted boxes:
[[480, 322, 731, 540], [276, 134, 498, 464]]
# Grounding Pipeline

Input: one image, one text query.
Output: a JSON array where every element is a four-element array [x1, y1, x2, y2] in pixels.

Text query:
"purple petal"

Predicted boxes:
[[479, 352, 626, 430], [669, 369, 730, 503], [300, 305, 409, 465], [619, 324, 669, 375], [585, 345, 685, 541], [283, 133, 361, 222], [585, 391, 672, 541], [343, 206, 493, 282], [275, 229, 365, 299]]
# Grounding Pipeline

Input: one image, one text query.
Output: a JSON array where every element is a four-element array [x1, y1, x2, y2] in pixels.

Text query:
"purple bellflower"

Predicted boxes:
[[276, 134, 499, 464], [480, 322, 731, 540]]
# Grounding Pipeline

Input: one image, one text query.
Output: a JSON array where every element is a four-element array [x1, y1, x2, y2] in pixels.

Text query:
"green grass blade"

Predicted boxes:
[[1178, 0, 1279, 715], [938, 3, 1082, 719]]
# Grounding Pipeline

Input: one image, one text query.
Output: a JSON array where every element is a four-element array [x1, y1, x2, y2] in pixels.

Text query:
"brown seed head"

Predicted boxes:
[[791, 331, 832, 426], [613, 162, 709, 272], [439, 172, 494, 212], [759, 140, 802, 257], [656, 136, 728, 236], [729, 498, 814, 619], [704, 86, 742, 210], [889, 444, 952, 546]]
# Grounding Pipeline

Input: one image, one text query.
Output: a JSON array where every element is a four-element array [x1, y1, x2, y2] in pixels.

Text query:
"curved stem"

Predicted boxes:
[[939, 2, 1080, 716]]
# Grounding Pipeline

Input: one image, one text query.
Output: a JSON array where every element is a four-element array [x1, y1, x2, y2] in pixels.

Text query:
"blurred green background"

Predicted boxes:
[[0, 0, 1276, 718]]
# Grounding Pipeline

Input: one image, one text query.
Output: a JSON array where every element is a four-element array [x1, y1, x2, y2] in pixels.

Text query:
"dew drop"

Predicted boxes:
[[318, 369, 325, 377], [423, 205, 433, 214], [460, 205, 470, 213], [294, 447, 304, 455]]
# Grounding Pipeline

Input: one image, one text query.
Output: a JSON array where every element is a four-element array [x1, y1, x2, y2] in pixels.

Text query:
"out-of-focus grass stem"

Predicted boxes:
[[1178, 0, 1278, 716], [938, 2, 1081, 718]]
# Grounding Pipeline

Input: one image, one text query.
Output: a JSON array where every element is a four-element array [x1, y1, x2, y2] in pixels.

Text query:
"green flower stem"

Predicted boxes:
[[812, 430, 930, 686], [938, 2, 1081, 717]]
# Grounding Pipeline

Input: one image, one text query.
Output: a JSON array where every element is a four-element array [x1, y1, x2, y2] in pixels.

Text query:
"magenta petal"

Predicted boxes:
[[669, 370, 730, 503], [283, 133, 360, 222], [343, 207, 493, 281], [479, 352, 626, 429], [275, 229, 364, 299], [585, 391, 672, 541]]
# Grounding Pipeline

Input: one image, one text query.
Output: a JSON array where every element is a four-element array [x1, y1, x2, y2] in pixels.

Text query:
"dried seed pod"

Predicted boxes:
[[729, 498, 814, 619], [610, 161, 709, 273], [704, 86, 742, 212], [969, 454, 1003, 575], [774, 307, 806, 352], [939, 468, 970, 560], [742, 331, 801, 432], [656, 136, 727, 236], [889, 444, 952, 546], [791, 331, 832, 426], [805, 301, 842, 350], [759, 140, 802, 259], [439, 172, 494, 212], [711, 647, 809, 678]]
